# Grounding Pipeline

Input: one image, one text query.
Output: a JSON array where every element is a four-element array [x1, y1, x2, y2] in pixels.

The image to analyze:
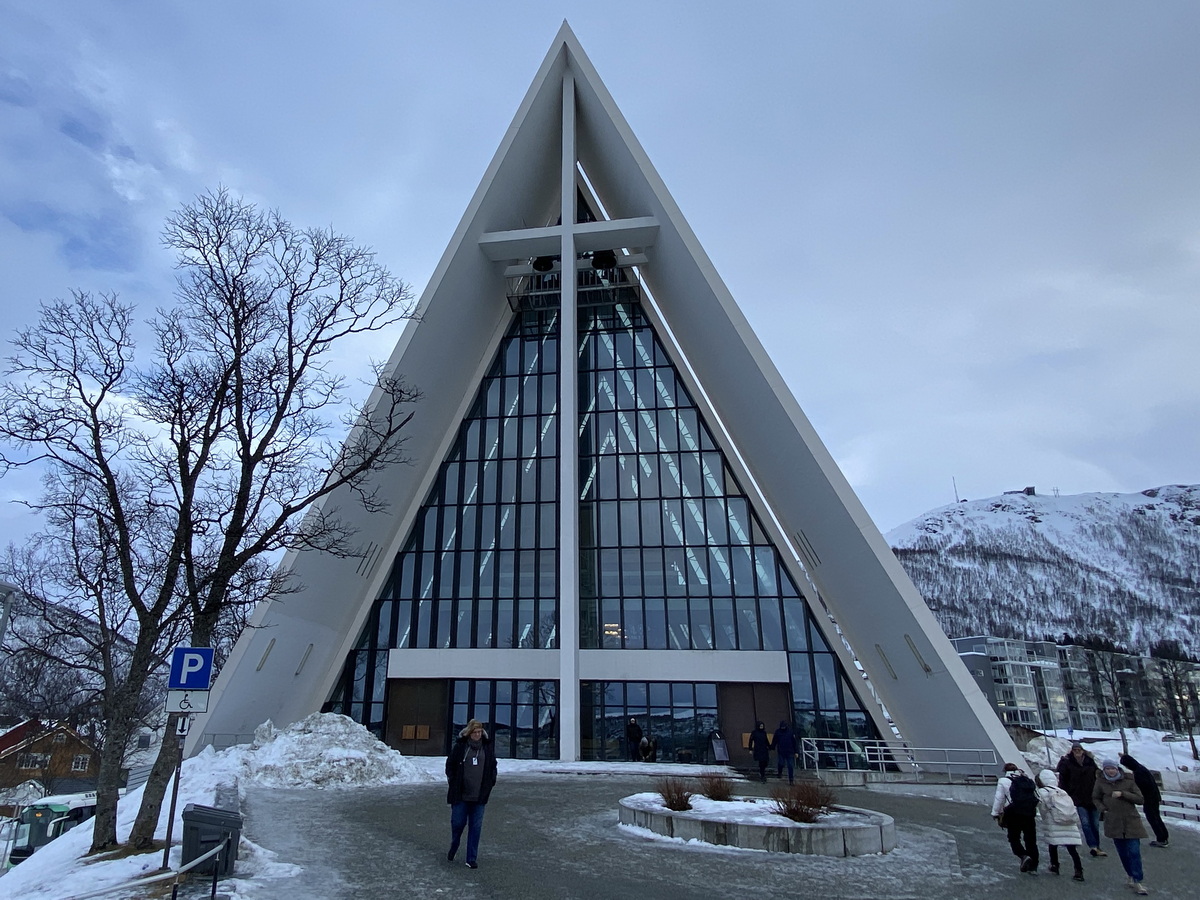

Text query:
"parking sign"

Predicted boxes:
[[168, 647, 214, 691]]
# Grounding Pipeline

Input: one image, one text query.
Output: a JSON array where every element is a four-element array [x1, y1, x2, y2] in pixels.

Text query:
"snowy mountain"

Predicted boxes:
[[886, 485, 1200, 657]]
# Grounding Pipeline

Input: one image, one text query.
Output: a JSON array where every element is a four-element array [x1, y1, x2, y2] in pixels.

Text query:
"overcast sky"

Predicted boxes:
[[2, 1, 1198, 541]]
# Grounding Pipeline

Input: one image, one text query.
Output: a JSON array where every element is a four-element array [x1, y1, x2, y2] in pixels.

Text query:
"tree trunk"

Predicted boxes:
[[90, 720, 131, 852], [127, 714, 181, 850]]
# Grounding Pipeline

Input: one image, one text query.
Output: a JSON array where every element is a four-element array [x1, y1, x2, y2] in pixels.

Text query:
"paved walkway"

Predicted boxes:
[[234, 775, 1195, 899]]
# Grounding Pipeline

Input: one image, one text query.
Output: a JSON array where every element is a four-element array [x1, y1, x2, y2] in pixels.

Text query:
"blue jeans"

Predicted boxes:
[[776, 754, 795, 783], [1113, 838, 1143, 882], [1075, 805, 1100, 849], [449, 801, 486, 864]]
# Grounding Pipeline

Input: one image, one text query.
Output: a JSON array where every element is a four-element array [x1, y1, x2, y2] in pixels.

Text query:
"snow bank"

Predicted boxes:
[[0, 714, 436, 897], [231, 713, 438, 789]]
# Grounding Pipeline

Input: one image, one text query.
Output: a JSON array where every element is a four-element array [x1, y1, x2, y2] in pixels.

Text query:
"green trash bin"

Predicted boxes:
[[181, 803, 241, 878]]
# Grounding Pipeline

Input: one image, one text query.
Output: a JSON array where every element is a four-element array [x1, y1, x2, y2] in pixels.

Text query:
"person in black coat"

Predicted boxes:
[[748, 721, 771, 783], [1120, 753, 1168, 847], [625, 718, 643, 762], [772, 721, 798, 784], [446, 719, 498, 869], [1057, 742, 1105, 856]]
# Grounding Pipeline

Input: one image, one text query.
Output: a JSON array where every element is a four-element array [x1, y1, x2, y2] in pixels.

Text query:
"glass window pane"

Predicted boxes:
[[644, 598, 667, 649], [791, 654, 815, 710], [736, 597, 761, 650], [689, 600, 714, 649], [760, 596, 785, 651], [783, 597, 808, 650], [713, 597, 736, 650], [649, 682, 670, 706], [640, 499, 663, 545], [623, 597, 645, 649], [814, 654, 839, 709]]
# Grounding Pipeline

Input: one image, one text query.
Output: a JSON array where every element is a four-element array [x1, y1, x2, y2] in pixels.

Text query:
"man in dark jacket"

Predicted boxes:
[[772, 721, 798, 784], [1057, 742, 1106, 856], [748, 722, 771, 783], [1121, 753, 1168, 848], [446, 719, 498, 869]]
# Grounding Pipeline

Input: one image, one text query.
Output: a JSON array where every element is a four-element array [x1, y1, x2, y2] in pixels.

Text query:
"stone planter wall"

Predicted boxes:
[[617, 798, 896, 857]]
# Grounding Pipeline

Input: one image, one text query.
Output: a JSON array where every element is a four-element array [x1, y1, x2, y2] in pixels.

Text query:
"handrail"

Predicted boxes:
[[59, 835, 230, 900], [799, 737, 999, 779]]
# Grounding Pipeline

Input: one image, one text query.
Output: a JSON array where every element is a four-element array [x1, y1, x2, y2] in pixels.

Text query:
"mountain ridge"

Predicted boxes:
[[885, 484, 1200, 657]]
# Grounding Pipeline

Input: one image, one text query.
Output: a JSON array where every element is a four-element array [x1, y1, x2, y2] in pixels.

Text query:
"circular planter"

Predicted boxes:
[[618, 795, 896, 856]]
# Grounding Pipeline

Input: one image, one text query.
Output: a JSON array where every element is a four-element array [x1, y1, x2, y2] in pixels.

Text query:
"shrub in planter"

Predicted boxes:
[[655, 776, 694, 811], [770, 780, 837, 823], [695, 770, 735, 802]]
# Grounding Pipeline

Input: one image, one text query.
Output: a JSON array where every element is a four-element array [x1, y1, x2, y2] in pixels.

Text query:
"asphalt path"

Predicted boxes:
[[233, 775, 1196, 899]]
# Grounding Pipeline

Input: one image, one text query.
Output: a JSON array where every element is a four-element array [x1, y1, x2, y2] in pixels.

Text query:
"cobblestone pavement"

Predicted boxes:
[[234, 775, 1195, 899]]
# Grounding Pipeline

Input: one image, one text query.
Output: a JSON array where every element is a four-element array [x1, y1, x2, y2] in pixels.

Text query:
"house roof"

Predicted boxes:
[[0, 720, 94, 758]]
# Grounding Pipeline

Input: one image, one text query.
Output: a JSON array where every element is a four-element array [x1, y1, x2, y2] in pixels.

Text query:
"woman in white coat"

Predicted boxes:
[[1038, 768, 1085, 880]]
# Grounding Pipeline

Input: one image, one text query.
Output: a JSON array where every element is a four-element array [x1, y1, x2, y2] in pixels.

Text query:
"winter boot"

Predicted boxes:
[[1072, 867, 1084, 882], [1049, 863, 1059, 875]]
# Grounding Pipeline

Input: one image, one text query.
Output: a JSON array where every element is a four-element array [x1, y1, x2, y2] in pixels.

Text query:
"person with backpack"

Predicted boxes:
[[991, 762, 1040, 873], [1037, 768, 1085, 881]]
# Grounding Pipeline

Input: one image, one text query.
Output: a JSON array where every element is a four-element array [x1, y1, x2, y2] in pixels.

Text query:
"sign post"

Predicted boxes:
[[162, 647, 213, 869]]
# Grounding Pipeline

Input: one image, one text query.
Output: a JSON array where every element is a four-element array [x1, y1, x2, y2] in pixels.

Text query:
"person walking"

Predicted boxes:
[[625, 718, 643, 762], [1121, 753, 1169, 848], [1036, 768, 1085, 881], [1057, 741, 1106, 856], [748, 722, 771, 783], [1093, 758, 1148, 895], [772, 721, 798, 784], [445, 719, 498, 870], [991, 762, 1040, 873]]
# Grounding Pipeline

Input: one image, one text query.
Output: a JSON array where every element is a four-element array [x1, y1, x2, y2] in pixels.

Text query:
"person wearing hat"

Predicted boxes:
[[445, 719, 498, 869], [1056, 740, 1106, 856], [1092, 757, 1149, 895], [748, 721, 771, 783], [1036, 768, 1085, 881]]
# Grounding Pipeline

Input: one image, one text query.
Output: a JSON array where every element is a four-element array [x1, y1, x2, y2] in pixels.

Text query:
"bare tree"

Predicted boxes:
[[1092, 650, 1134, 756], [0, 189, 418, 853], [1152, 641, 1200, 762]]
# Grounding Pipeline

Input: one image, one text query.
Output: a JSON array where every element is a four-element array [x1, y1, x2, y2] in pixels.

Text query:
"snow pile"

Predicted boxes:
[[231, 713, 438, 788]]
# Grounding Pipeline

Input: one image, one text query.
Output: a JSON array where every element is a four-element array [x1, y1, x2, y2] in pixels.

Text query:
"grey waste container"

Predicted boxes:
[[181, 803, 241, 878]]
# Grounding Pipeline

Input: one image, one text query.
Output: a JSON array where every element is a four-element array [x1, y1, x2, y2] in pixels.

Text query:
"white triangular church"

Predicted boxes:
[[193, 24, 1020, 770]]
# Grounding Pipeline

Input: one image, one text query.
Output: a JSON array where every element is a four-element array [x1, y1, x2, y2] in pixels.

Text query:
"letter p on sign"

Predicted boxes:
[[168, 647, 215, 691]]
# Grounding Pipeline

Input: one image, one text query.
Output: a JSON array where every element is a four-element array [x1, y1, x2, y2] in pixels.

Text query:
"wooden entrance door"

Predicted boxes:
[[717, 682, 791, 769], [385, 679, 449, 756]]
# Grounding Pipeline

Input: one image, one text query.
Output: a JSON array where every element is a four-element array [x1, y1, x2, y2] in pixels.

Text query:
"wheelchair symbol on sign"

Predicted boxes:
[[178, 694, 193, 710]]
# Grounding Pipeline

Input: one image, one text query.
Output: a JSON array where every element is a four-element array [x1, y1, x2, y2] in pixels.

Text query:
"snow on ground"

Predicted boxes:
[[1021, 727, 1200, 792], [621, 791, 867, 827], [1, 714, 1196, 898]]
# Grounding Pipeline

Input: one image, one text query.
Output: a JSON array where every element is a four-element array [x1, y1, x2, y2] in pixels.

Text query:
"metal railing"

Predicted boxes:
[[59, 834, 230, 900], [800, 738, 999, 780]]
